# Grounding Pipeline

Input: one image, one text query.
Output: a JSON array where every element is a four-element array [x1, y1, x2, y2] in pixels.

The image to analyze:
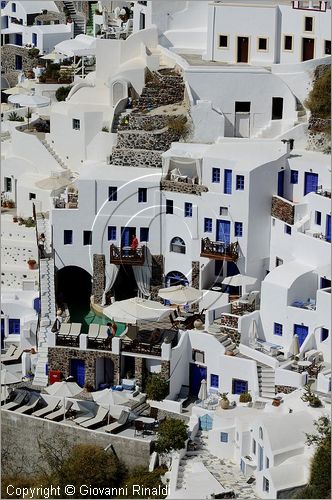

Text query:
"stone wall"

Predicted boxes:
[[1, 411, 152, 474], [92, 254, 105, 304], [150, 254, 164, 301], [191, 261, 200, 289], [119, 114, 171, 131], [48, 347, 120, 388], [275, 385, 297, 395], [271, 196, 295, 225], [134, 357, 144, 387], [307, 117, 331, 153], [160, 360, 170, 381], [220, 314, 239, 329], [161, 179, 208, 196], [135, 72, 185, 112], [116, 128, 180, 151], [111, 148, 162, 168], [1, 46, 40, 86]]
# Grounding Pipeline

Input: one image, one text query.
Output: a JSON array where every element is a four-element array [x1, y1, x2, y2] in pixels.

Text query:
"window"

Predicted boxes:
[[4, 177, 12, 192], [72, 119, 80, 130], [83, 230, 92, 246], [15, 54, 22, 70], [272, 97, 283, 120], [274, 323, 283, 336], [64, 230, 73, 245], [108, 186, 117, 201], [12, 2, 16, 12], [108, 226, 116, 240], [324, 40, 331, 55], [184, 202, 192, 217], [266, 457, 270, 469], [212, 167, 221, 183], [1, 1, 7, 8], [252, 439, 256, 454], [232, 378, 248, 394], [272, 218, 276, 226], [219, 35, 228, 48], [263, 477, 269, 493], [192, 349, 205, 363], [29, 193, 36, 200], [290, 170, 298, 184], [32, 33, 37, 46], [210, 374, 219, 388], [284, 224, 292, 235], [166, 199, 173, 214], [259, 427, 263, 439], [9, 318, 20, 333], [315, 211, 321, 225], [235, 222, 243, 237], [138, 187, 147, 203], [321, 328, 329, 342], [224, 169, 232, 194], [258, 37, 268, 51], [220, 207, 228, 216], [204, 218, 212, 232], [220, 432, 228, 443], [170, 237, 186, 254], [140, 227, 149, 242], [284, 35, 293, 51], [235, 102, 251, 112], [276, 257, 283, 267], [305, 17, 313, 32], [236, 175, 245, 190]]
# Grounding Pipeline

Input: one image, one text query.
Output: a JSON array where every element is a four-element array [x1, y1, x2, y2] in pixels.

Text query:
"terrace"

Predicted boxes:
[[200, 238, 239, 261], [110, 244, 146, 266], [161, 155, 208, 196]]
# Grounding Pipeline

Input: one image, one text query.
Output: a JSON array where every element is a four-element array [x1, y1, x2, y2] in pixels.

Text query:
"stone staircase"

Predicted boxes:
[[257, 363, 276, 399], [40, 138, 69, 170], [33, 216, 56, 387], [63, 1, 86, 37]]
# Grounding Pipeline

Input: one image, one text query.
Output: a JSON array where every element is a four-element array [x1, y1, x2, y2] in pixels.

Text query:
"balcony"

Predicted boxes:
[[292, 0, 327, 11], [121, 338, 162, 356], [316, 185, 331, 198], [161, 176, 208, 196], [200, 238, 238, 261], [110, 244, 146, 266], [271, 196, 294, 225]]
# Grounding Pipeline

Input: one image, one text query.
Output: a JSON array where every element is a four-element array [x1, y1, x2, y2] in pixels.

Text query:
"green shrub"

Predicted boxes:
[[28, 48, 40, 58], [55, 85, 72, 102], [305, 66, 331, 124], [101, 126, 109, 132], [8, 112, 24, 122], [167, 115, 188, 136], [155, 418, 188, 454], [239, 392, 252, 403], [116, 467, 167, 499], [145, 374, 169, 401]]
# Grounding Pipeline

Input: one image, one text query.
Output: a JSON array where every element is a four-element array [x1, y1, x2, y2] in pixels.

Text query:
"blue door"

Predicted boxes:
[[32, 33, 37, 46], [199, 414, 213, 431], [326, 215, 331, 242], [15, 33, 22, 46], [304, 172, 318, 195], [121, 227, 130, 247], [1, 319, 4, 349], [277, 171, 284, 197], [33, 297, 40, 314], [294, 325, 309, 347], [70, 359, 85, 387], [190, 363, 207, 397], [258, 445, 263, 471], [216, 220, 231, 244]]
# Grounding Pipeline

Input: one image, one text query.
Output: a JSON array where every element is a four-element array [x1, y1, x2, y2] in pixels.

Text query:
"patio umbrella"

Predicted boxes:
[[3, 86, 31, 96], [248, 319, 258, 348], [198, 379, 207, 402], [40, 51, 63, 62], [8, 93, 50, 129], [222, 274, 257, 288], [158, 285, 202, 304], [289, 334, 300, 358], [103, 297, 171, 324], [35, 175, 71, 191], [45, 381, 82, 398], [92, 388, 130, 424]]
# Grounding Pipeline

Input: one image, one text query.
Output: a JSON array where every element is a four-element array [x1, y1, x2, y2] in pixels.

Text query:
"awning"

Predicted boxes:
[[55, 34, 96, 57]]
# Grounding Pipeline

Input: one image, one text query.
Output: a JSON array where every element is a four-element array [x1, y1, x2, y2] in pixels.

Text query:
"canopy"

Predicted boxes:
[[92, 388, 130, 408], [198, 379, 207, 401], [1, 368, 21, 385], [103, 297, 171, 324], [40, 51, 64, 61], [158, 285, 202, 304], [35, 175, 71, 191], [8, 93, 50, 108], [222, 274, 257, 287], [55, 34, 96, 57], [45, 381, 82, 398]]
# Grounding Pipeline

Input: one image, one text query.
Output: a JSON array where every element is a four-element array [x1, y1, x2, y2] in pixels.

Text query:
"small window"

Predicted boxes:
[[138, 187, 147, 203], [305, 17, 313, 32], [284, 224, 292, 235], [184, 202, 192, 218], [1, 1, 7, 8], [170, 237, 186, 254], [108, 226, 116, 240], [274, 323, 283, 336], [324, 40, 331, 55], [212, 167, 221, 183], [290, 170, 298, 184], [72, 119, 80, 130], [315, 211, 321, 225], [258, 37, 268, 51], [224, 169, 232, 194], [108, 186, 117, 201], [12, 3, 16, 12], [29, 193, 36, 200], [266, 457, 270, 469], [284, 35, 293, 51], [9, 318, 20, 333], [140, 227, 149, 242], [259, 427, 263, 439], [192, 349, 205, 363], [220, 432, 228, 443], [64, 230, 73, 245], [204, 218, 213, 232], [15, 54, 22, 70], [220, 207, 228, 216], [263, 477, 269, 493], [210, 374, 219, 388], [321, 328, 329, 342], [276, 257, 283, 267], [236, 175, 244, 190], [252, 439, 256, 454], [166, 199, 173, 214], [235, 222, 243, 237], [232, 378, 248, 394], [219, 35, 228, 48], [83, 230, 92, 246], [4, 177, 12, 192], [32, 33, 37, 46]]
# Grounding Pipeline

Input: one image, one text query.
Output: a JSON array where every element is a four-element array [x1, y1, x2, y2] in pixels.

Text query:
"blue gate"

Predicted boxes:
[[304, 172, 318, 195], [216, 220, 231, 244], [294, 325, 309, 347], [70, 359, 85, 387], [326, 215, 331, 242], [190, 363, 207, 397], [199, 414, 213, 431]]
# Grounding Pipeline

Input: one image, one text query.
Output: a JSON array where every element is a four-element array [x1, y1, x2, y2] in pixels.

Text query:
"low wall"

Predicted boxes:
[[1, 411, 152, 474], [111, 148, 162, 168]]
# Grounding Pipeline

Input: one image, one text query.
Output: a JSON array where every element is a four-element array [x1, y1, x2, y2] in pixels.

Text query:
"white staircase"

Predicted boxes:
[[257, 363, 276, 399], [40, 139, 68, 170], [63, 1, 86, 37], [33, 217, 56, 387]]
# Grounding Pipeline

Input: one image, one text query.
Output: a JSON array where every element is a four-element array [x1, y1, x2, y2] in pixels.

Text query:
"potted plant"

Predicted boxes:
[[219, 392, 230, 410], [239, 392, 252, 406], [27, 259, 37, 270], [301, 381, 322, 408], [272, 396, 282, 407]]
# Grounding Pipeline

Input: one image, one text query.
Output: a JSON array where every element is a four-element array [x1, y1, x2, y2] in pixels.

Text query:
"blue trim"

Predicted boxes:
[[210, 374, 219, 388], [236, 175, 244, 190], [212, 167, 220, 183], [274, 323, 283, 336], [290, 170, 298, 184], [108, 226, 116, 240], [224, 169, 232, 194]]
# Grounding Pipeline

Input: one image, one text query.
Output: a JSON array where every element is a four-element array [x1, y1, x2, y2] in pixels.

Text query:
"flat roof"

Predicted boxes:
[[77, 163, 162, 183], [34, 24, 70, 34]]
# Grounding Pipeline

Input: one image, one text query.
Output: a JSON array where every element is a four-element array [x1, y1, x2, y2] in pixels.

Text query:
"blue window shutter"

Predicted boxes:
[[204, 218, 212, 232], [315, 211, 321, 225], [304, 172, 318, 195], [108, 226, 116, 240], [326, 214, 331, 242], [274, 323, 283, 336], [140, 227, 149, 242], [212, 168, 220, 183], [290, 170, 298, 184], [224, 169, 232, 194]]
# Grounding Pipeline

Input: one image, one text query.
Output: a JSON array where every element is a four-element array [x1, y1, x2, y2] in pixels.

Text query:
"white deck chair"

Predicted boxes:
[[70, 411, 96, 425], [2, 344, 17, 358], [15, 394, 40, 414], [2, 347, 24, 365], [58, 323, 71, 337], [2, 391, 28, 410], [87, 324, 99, 340], [68, 323, 81, 338], [45, 401, 73, 421], [103, 410, 130, 434], [32, 398, 60, 418], [80, 406, 109, 429]]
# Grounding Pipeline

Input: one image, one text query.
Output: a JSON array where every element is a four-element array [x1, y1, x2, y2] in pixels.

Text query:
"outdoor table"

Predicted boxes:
[[212, 286, 222, 292], [298, 360, 312, 372], [136, 417, 155, 424]]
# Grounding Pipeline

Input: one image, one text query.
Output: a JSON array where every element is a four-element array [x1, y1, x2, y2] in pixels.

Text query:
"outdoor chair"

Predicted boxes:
[[32, 398, 61, 418], [2, 344, 17, 360], [2, 391, 28, 410], [69, 411, 96, 425], [57, 323, 71, 338], [134, 420, 145, 437], [45, 402, 73, 421], [67, 323, 82, 344], [169, 313, 179, 330], [149, 407, 159, 420], [176, 385, 190, 405], [87, 323, 99, 340], [2, 347, 23, 365], [79, 406, 109, 429], [15, 394, 40, 414], [97, 325, 109, 347], [238, 291, 260, 308], [103, 410, 131, 434]]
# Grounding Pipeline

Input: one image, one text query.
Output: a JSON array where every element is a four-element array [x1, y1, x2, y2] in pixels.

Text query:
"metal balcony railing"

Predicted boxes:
[[110, 244, 146, 265], [200, 238, 239, 261]]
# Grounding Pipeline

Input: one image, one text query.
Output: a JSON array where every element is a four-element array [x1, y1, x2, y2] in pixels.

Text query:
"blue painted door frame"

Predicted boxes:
[[216, 220, 231, 244], [294, 325, 309, 347], [190, 363, 207, 397], [304, 172, 318, 195], [70, 359, 85, 387]]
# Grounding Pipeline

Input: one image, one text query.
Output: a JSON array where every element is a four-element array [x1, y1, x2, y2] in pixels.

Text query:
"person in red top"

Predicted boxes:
[[131, 234, 139, 254]]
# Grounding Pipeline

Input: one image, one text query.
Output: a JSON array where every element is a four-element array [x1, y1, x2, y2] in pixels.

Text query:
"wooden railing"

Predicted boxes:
[[110, 244, 146, 265], [200, 239, 238, 261], [121, 339, 162, 356]]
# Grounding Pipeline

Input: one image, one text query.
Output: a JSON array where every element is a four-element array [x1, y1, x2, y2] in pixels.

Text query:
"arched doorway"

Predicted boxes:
[[165, 271, 189, 287], [56, 266, 92, 327], [113, 265, 138, 301]]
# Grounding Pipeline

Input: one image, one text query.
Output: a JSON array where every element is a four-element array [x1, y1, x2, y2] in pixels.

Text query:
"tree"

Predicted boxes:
[[145, 374, 169, 401], [116, 467, 167, 499], [55, 85, 72, 102], [155, 418, 188, 454]]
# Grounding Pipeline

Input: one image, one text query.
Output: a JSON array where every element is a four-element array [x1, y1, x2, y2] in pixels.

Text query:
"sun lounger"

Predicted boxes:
[[68, 323, 81, 338], [2, 344, 17, 358], [98, 325, 108, 340], [32, 399, 61, 418], [58, 323, 71, 337], [70, 412, 95, 425], [45, 402, 73, 421], [2, 391, 28, 410], [103, 410, 130, 434], [79, 406, 109, 429], [87, 324, 99, 340], [2, 347, 24, 364], [15, 394, 40, 414]]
